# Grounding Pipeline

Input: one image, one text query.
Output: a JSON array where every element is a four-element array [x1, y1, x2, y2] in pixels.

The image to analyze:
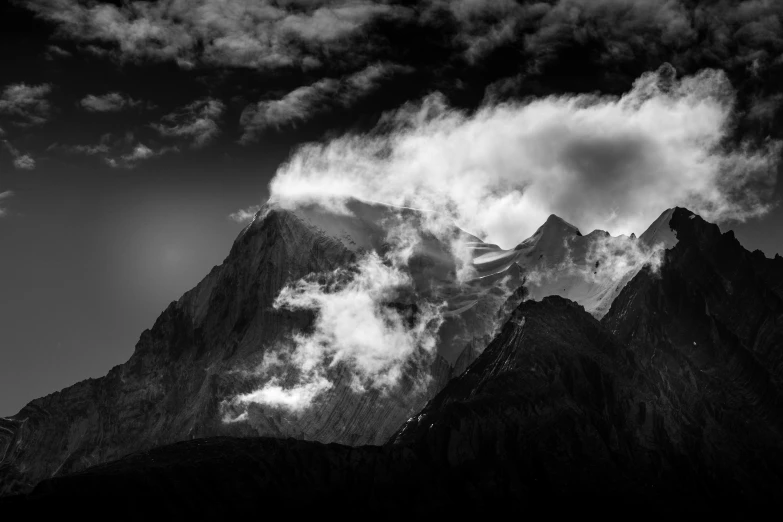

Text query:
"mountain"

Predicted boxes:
[[0, 198, 550, 495], [1, 201, 776, 503], [1, 207, 782, 518]]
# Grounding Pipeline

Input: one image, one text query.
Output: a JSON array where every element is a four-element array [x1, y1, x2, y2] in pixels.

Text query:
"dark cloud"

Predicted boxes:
[[22, 0, 411, 70], [152, 98, 224, 148], [0, 83, 52, 127], [11, 0, 783, 182]]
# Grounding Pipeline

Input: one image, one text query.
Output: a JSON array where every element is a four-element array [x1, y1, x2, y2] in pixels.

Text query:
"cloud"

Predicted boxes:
[[79, 92, 142, 112], [233, 376, 333, 414], [22, 0, 409, 70], [224, 229, 445, 415], [152, 98, 224, 147], [747, 93, 783, 122], [106, 143, 177, 169], [3, 141, 37, 170], [0, 83, 52, 127], [0, 190, 13, 217], [268, 65, 781, 249], [228, 205, 261, 223], [239, 62, 411, 142], [45, 45, 72, 59], [51, 132, 177, 168], [438, 0, 783, 86], [13, 155, 36, 170]]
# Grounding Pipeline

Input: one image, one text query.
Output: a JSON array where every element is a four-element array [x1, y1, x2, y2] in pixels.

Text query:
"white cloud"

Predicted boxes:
[[153, 98, 224, 147], [13, 155, 36, 170], [0, 83, 52, 127], [79, 92, 142, 112], [228, 205, 261, 223], [234, 376, 333, 413], [268, 66, 781, 248]]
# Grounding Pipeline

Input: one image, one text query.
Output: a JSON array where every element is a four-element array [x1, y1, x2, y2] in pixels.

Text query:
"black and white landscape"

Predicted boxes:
[[2, 1, 783, 519]]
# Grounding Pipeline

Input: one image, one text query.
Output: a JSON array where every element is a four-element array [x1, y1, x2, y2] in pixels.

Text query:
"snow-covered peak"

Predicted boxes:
[[639, 207, 679, 250]]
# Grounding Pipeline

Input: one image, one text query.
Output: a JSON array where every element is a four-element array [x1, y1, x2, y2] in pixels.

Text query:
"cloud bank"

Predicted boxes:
[[23, 0, 409, 70], [269, 65, 781, 248]]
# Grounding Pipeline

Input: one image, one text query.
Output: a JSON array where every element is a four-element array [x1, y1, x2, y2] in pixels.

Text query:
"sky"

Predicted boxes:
[[2, 0, 783, 416]]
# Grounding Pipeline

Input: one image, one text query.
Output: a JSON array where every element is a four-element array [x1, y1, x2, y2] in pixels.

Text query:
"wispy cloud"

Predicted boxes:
[[269, 65, 781, 248], [0, 190, 14, 217], [51, 132, 176, 169], [240, 62, 411, 142], [228, 205, 261, 224], [152, 98, 224, 148], [106, 143, 177, 169], [3, 141, 36, 170], [0, 83, 52, 127], [45, 44, 72, 59], [79, 92, 143, 112]]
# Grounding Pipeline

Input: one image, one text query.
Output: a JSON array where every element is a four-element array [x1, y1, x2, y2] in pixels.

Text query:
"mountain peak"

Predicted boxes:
[[543, 213, 581, 234]]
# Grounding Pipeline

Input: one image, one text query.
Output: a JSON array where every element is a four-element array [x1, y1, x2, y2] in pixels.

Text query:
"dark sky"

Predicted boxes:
[[2, 0, 783, 416]]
